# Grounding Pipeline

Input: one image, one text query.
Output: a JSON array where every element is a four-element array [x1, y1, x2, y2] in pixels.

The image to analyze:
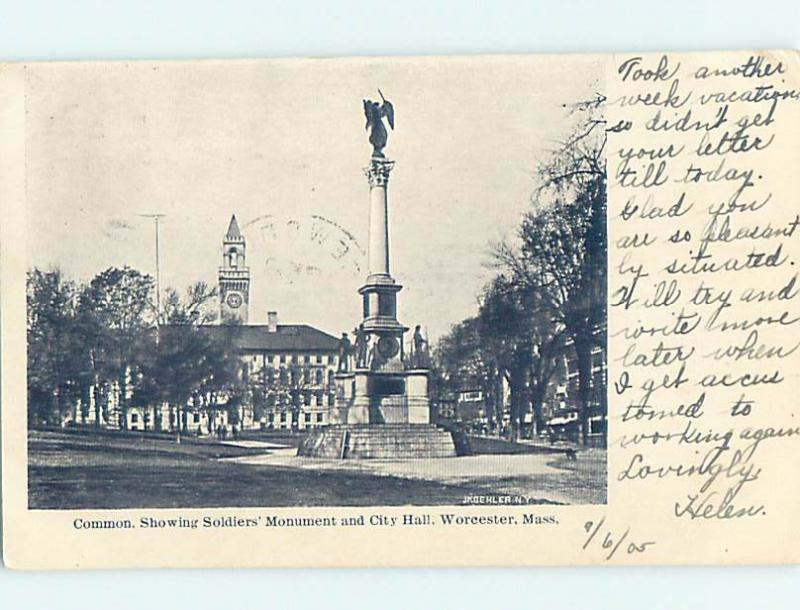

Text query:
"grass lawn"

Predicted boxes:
[[28, 429, 482, 509], [28, 428, 606, 509]]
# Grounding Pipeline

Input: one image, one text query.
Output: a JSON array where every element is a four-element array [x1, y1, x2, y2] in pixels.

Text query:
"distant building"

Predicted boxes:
[[76, 215, 342, 434], [436, 325, 607, 446], [452, 381, 492, 425], [102, 318, 340, 434], [542, 325, 607, 447], [225, 319, 340, 431]]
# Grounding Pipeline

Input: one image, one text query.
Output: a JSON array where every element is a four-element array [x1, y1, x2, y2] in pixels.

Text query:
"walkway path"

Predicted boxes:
[[223, 448, 607, 505]]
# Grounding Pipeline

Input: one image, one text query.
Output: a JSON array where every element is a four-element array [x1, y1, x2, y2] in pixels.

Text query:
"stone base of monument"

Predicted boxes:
[[297, 424, 458, 459]]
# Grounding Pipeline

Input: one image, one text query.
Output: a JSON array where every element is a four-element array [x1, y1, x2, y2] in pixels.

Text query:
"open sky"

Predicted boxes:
[[26, 55, 601, 340]]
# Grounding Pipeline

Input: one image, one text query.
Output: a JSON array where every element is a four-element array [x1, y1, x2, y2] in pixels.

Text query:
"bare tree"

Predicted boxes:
[[493, 97, 607, 445]]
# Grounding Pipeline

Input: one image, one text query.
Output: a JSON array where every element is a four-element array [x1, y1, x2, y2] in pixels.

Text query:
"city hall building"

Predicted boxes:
[[211, 215, 341, 432], [84, 215, 341, 434]]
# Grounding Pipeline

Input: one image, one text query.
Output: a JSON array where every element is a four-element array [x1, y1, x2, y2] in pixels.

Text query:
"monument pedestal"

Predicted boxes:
[[303, 339, 455, 459], [298, 424, 457, 459], [331, 368, 431, 425]]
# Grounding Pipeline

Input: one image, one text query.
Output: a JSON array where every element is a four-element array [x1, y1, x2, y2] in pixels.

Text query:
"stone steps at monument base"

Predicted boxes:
[[297, 430, 345, 459], [297, 424, 457, 459]]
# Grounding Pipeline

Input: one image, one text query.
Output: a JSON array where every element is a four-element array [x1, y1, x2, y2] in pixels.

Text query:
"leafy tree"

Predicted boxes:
[[26, 268, 84, 426], [435, 276, 566, 442], [477, 276, 564, 440], [434, 317, 503, 431], [134, 282, 239, 442], [77, 267, 154, 429], [195, 326, 247, 435], [250, 359, 309, 430], [477, 277, 532, 440]]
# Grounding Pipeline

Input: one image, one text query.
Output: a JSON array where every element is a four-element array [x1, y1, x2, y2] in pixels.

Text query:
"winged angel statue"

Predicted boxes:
[[363, 90, 395, 157]]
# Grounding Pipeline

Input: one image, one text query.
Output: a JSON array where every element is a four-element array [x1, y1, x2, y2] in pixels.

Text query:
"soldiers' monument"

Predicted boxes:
[[299, 92, 457, 459]]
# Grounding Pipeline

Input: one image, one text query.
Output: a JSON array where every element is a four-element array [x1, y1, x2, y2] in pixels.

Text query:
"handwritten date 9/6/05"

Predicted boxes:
[[583, 518, 655, 561]]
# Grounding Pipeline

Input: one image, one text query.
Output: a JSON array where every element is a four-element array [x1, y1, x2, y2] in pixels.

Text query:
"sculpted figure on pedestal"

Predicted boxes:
[[363, 90, 395, 158]]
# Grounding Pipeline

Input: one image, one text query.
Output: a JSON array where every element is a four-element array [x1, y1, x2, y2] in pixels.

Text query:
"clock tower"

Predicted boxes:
[[219, 214, 250, 324]]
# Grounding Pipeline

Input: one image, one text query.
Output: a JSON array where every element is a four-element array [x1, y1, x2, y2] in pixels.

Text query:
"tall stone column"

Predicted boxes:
[[359, 157, 405, 347], [365, 158, 394, 280]]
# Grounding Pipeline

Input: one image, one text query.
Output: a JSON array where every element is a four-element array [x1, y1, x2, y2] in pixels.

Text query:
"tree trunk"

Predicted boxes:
[[51, 390, 60, 427], [530, 387, 545, 439], [99, 382, 110, 428], [80, 380, 91, 425], [119, 370, 128, 431], [93, 373, 100, 429], [176, 402, 183, 444], [574, 335, 593, 446], [508, 368, 527, 443], [484, 382, 494, 434], [493, 377, 499, 434]]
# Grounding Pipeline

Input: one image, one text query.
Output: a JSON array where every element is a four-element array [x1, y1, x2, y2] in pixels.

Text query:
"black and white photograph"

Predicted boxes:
[[24, 56, 608, 510]]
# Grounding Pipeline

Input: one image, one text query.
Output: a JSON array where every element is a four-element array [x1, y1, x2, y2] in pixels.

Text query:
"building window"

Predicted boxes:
[[280, 354, 286, 364], [328, 392, 335, 406], [291, 354, 298, 364], [303, 392, 311, 406], [304, 354, 310, 363], [131, 413, 139, 423], [267, 354, 274, 364], [315, 353, 322, 364], [280, 413, 286, 423], [304, 367, 312, 383], [193, 413, 200, 424], [304, 412, 312, 423], [327, 354, 334, 365]]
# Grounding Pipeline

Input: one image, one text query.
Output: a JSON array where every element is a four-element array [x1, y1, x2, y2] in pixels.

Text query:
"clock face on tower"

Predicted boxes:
[[226, 292, 243, 309]]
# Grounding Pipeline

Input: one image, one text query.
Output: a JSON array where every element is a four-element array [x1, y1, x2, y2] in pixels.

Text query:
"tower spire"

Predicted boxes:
[[225, 214, 243, 241]]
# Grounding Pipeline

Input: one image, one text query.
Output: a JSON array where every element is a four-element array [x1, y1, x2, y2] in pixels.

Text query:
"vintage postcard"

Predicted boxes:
[[1, 50, 798, 569]]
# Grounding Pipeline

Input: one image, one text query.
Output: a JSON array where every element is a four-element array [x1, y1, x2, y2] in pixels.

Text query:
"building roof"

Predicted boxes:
[[220, 324, 340, 352], [158, 323, 340, 352], [225, 214, 243, 241]]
